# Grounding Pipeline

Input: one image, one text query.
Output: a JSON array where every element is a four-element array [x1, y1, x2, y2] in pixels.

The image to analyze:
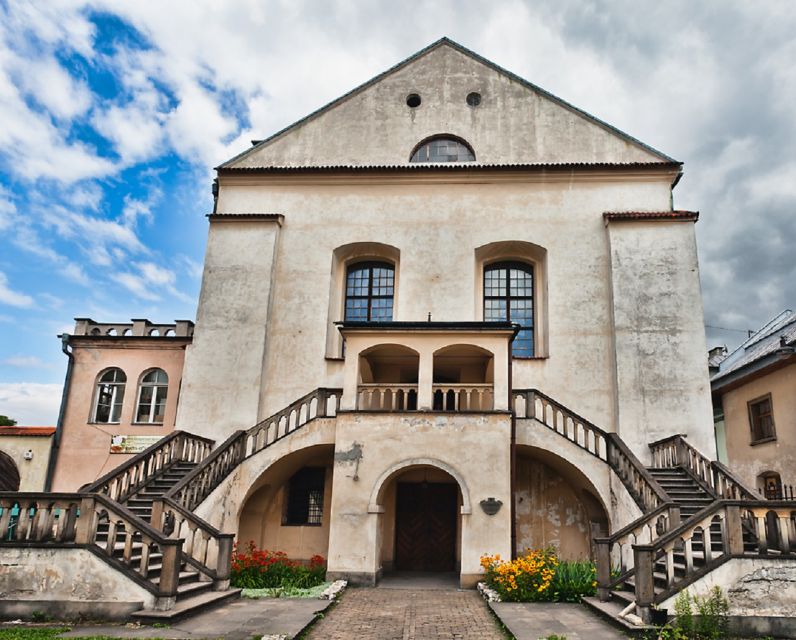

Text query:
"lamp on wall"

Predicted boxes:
[[23, 450, 34, 461]]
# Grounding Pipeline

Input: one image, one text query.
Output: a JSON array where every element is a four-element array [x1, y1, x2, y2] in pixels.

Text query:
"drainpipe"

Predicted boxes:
[[44, 333, 73, 491], [211, 178, 219, 214], [509, 327, 517, 559]]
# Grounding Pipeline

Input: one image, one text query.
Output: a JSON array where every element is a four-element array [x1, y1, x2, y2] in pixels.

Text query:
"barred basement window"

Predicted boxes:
[[748, 394, 776, 444], [283, 467, 325, 526]]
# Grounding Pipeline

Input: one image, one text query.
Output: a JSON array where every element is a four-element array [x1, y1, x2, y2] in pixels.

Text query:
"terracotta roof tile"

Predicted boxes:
[[603, 210, 699, 222], [0, 426, 56, 436]]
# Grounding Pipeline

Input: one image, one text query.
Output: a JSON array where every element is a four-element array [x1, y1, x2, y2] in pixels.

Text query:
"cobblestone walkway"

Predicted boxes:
[[305, 588, 508, 640]]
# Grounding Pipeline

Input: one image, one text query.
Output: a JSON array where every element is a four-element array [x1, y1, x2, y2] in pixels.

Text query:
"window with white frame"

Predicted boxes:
[[135, 369, 169, 424], [93, 368, 127, 423]]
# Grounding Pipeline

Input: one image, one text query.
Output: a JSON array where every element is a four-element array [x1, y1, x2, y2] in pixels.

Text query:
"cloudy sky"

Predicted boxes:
[[1, 0, 794, 424]]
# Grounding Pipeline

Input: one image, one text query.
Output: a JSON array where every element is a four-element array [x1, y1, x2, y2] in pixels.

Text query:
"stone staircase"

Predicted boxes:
[[583, 434, 785, 632], [95, 459, 242, 623]]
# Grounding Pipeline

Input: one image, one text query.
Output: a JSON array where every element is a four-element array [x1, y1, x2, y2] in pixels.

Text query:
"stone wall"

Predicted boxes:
[[0, 547, 155, 620]]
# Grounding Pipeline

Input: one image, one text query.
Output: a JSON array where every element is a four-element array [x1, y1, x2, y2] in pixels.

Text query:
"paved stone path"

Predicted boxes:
[[490, 602, 626, 640], [305, 588, 508, 640]]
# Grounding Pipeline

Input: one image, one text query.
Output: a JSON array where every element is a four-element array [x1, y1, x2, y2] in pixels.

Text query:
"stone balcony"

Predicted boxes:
[[337, 321, 516, 412], [71, 318, 195, 338]]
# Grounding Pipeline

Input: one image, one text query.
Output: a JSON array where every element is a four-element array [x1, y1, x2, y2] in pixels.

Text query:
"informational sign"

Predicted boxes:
[[110, 434, 162, 454]]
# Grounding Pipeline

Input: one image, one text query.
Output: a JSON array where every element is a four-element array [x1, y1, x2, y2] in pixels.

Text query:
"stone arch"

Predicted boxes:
[[368, 457, 472, 515], [237, 443, 335, 560], [515, 444, 610, 559]]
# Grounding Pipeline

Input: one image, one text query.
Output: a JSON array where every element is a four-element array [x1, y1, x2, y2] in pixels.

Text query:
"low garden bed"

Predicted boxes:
[[232, 541, 347, 600]]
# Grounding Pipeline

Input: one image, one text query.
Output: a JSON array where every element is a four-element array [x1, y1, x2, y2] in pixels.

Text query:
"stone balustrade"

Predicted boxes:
[[357, 384, 418, 411], [0, 492, 183, 599], [71, 317, 195, 338], [632, 500, 796, 620], [649, 434, 758, 500], [432, 383, 493, 411], [85, 431, 213, 502]]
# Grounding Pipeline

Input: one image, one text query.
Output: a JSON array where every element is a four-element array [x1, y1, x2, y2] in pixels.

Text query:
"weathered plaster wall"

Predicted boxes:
[[232, 43, 663, 168], [52, 339, 187, 492], [515, 456, 601, 560], [515, 418, 643, 536], [606, 220, 715, 459], [659, 559, 796, 639], [176, 218, 281, 440], [0, 548, 154, 619], [325, 411, 512, 587], [192, 418, 337, 534], [210, 173, 684, 462], [0, 434, 52, 491], [720, 362, 796, 488], [238, 462, 334, 561]]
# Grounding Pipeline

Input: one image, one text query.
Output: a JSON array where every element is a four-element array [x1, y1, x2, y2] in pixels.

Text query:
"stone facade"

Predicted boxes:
[[172, 39, 714, 586], [47, 39, 717, 588]]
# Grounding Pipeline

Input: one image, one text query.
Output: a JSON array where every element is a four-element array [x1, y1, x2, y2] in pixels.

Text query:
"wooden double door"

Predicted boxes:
[[394, 482, 457, 572]]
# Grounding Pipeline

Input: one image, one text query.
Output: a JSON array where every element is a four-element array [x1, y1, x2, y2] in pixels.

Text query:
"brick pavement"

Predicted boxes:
[[305, 588, 508, 640]]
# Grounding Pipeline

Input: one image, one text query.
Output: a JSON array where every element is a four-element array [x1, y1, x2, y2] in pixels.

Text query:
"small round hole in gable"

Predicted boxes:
[[406, 93, 421, 108]]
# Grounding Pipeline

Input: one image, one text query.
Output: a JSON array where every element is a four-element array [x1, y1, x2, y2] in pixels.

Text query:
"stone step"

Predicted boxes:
[[129, 588, 242, 625], [581, 596, 656, 636]]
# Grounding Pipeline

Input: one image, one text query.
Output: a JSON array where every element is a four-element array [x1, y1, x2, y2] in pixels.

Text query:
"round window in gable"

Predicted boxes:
[[406, 93, 421, 108], [466, 92, 482, 107]]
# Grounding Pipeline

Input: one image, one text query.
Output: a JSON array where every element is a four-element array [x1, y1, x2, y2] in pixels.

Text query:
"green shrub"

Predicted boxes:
[[550, 559, 597, 602], [670, 587, 729, 640], [480, 548, 596, 603]]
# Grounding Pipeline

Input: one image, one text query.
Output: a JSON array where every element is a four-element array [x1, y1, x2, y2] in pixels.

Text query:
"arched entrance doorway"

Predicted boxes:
[[0, 451, 20, 492], [377, 465, 463, 573]]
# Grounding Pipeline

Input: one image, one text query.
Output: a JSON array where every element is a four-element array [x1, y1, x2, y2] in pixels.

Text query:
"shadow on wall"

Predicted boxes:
[[515, 445, 608, 560]]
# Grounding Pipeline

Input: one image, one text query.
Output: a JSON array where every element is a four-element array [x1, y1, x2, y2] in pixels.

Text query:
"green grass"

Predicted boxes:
[[0, 628, 178, 640], [242, 581, 332, 599]]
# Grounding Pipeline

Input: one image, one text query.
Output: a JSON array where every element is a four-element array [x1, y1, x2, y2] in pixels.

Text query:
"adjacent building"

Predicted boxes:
[[711, 309, 796, 498]]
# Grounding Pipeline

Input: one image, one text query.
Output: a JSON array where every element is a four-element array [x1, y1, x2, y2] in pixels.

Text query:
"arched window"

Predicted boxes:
[[0, 451, 20, 492], [484, 262, 534, 357], [135, 369, 169, 424], [345, 262, 394, 322], [410, 136, 475, 163], [93, 368, 126, 423]]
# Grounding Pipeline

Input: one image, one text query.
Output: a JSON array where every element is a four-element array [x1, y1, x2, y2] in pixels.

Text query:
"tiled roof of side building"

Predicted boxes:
[[603, 210, 699, 222], [711, 309, 796, 382], [0, 426, 56, 436]]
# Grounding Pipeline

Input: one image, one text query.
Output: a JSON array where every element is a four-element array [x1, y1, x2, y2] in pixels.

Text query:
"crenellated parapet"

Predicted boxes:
[[71, 318, 195, 338]]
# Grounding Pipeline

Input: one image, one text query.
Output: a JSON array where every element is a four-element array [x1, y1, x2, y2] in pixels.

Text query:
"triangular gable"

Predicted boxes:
[[221, 37, 676, 169]]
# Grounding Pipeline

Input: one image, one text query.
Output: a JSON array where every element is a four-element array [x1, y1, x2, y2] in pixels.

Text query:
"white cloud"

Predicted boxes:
[[1, 356, 54, 369], [111, 261, 175, 300], [0, 382, 62, 426], [14, 56, 92, 120], [0, 272, 34, 308]]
